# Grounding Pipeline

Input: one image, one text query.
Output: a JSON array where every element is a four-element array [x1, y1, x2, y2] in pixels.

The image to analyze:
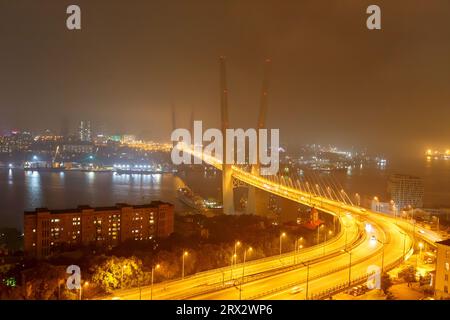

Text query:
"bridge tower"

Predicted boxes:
[[220, 57, 235, 215], [189, 108, 195, 137], [171, 104, 177, 148], [247, 58, 271, 215]]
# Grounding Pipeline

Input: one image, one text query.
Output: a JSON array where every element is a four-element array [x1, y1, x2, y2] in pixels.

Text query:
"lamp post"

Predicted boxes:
[[399, 230, 407, 261], [294, 239, 298, 264], [182, 251, 188, 280], [375, 239, 386, 273], [151, 264, 160, 300], [373, 196, 379, 212], [230, 253, 237, 280], [79, 281, 89, 300], [410, 205, 416, 243], [121, 265, 127, 288], [239, 247, 252, 300], [300, 262, 310, 300], [317, 224, 324, 245], [294, 237, 303, 264], [279, 232, 286, 258], [342, 249, 352, 291], [234, 241, 241, 267], [343, 222, 350, 249], [417, 242, 424, 268], [355, 193, 361, 206], [323, 230, 333, 256], [390, 200, 396, 218]]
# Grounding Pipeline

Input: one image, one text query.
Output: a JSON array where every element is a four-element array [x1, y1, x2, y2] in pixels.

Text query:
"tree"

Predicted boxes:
[[21, 263, 67, 300], [91, 256, 142, 293], [381, 273, 393, 295]]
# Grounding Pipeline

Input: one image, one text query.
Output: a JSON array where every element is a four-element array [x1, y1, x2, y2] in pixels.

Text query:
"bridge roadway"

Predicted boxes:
[[193, 211, 414, 299], [100, 146, 442, 300], [102, 214, 361, 300]]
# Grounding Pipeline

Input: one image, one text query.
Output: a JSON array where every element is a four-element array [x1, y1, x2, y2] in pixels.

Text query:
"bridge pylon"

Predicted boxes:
[[220, 56, 235, 215], [247, 58, 271, 215]]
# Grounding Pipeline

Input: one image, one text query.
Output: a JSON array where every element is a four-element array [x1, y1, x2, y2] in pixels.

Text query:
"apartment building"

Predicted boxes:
[[24, 201, 174, 258]]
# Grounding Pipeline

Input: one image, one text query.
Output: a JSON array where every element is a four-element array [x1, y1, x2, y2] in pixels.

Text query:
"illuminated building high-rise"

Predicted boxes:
[[388, 174, 424, 210], [79, 120, 91, 142]]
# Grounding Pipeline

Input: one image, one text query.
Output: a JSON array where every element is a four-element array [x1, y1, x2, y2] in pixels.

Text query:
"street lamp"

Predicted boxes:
[[409, 205, 416, 243], [239, 247, 253, 300], [317, 224, 324, 245], [342, 249, 352, 291], [230, 253, 237, 280], [373, 196, 379, 212], [234, 241, 241, 266], [151, 264, 161, 300], [417, 242, 424, 268], [390, 200, 396, 216], [300, 261, 310, 300], [294, 237, 304, 264], [323, 230, 333, 256], [279, 232, 286, 257], [121, 265, 128, 288], [343, 222, 350, 250], [182, 251, 188, 280], [374, 238, 386, 273], [79, 281, 89, 300]]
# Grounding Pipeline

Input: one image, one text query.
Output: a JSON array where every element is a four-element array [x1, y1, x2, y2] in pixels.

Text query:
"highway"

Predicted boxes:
[[99, 207, 441, 300], [102, 214, 361, 300], [192, 212, 413, 300]]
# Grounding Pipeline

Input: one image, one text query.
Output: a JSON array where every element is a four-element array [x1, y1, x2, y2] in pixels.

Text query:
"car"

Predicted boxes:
[[419, 230, 425, 234], [112, 297, 121, 300], [370, 235, 377, 242], [290, 286, 303, 294], [350, 286, 360, 296]]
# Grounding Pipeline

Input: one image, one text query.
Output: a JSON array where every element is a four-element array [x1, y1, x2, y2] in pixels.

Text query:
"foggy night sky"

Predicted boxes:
[[0, 0, 450, 158]]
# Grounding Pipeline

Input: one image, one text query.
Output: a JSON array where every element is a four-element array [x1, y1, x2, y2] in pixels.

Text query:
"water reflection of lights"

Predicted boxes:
[[152, 174, 162, 184], [8, 169, 13, 183], [112, 172, 162, 185], [86, 172, 95, 184], [25, 170, 42, 201]]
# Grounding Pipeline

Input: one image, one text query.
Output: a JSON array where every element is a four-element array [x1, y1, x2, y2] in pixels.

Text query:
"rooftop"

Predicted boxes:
[[24, 201, 172, 215]]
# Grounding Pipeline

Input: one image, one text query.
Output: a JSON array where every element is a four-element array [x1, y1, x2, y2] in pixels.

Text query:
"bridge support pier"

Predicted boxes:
[[222, 164, 235, 214]]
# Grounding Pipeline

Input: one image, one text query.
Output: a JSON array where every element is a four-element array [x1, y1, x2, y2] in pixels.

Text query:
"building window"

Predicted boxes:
[[445, 274, 449, 282], [444, 286, 448, 293], [446, 262, 450, 271]]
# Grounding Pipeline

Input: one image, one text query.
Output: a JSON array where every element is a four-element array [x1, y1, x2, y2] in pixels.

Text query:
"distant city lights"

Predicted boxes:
[[426, 149, 450, 160]]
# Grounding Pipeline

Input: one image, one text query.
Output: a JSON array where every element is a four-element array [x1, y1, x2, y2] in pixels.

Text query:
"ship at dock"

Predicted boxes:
[[177, 187, 223, 212]]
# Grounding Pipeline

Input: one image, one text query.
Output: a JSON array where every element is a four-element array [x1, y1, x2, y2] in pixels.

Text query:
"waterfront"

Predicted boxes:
[[1, 157, 450, 231]]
